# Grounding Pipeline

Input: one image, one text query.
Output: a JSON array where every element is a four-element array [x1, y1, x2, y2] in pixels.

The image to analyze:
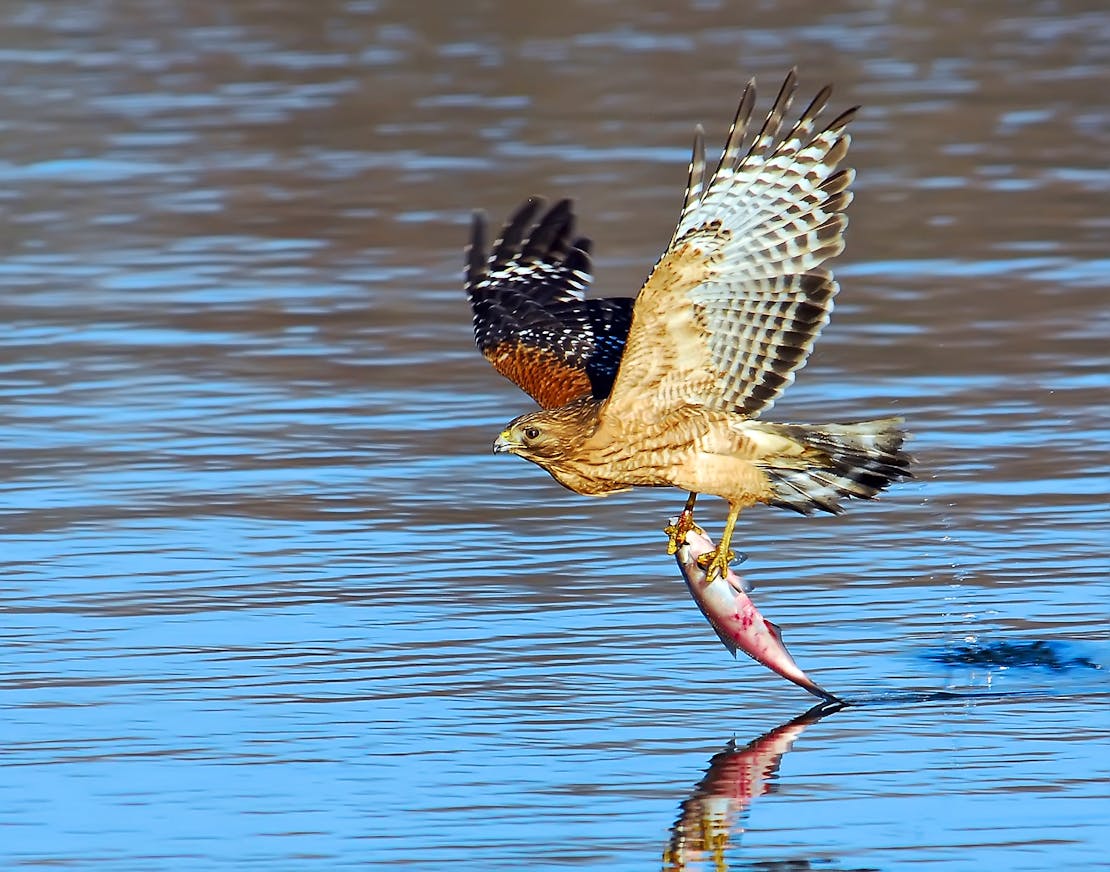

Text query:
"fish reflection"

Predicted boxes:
[[662, 700, 845, 872]]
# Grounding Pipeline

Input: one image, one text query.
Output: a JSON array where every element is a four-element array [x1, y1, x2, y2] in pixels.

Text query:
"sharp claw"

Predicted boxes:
[[664, 523, 680, 555], [664, 512, 703, 555], [696, 547, 735, 581]]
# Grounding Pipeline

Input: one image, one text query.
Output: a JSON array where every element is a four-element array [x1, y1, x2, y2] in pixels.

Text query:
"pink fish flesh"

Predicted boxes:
[[673, 523, 838, 701]]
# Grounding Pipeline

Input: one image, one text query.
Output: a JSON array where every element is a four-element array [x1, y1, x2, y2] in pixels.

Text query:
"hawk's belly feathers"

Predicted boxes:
[[534, 407, 777, 507]]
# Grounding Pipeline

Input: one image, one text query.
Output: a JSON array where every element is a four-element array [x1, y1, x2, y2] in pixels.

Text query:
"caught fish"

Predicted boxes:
[[673, 522, 838, 701]]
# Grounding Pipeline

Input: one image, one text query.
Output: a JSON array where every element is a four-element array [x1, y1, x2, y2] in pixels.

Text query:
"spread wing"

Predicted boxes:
[[466, 197, 634, 409], [601, 70, 856, 425]]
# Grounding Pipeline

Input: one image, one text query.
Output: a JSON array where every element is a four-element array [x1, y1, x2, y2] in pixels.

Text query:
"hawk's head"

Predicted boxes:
[[493, 408, 580, 462], [491, 397, 625, 496], [492, 396, 601, 462]]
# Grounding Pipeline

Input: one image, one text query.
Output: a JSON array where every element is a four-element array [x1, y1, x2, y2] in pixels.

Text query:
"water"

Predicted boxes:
[[2, 1, 1108, 869]]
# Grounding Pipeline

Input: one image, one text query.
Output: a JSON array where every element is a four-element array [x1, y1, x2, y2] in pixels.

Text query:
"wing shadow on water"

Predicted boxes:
[[661, 698, 851, 872], [925, 639, 1103, 672]]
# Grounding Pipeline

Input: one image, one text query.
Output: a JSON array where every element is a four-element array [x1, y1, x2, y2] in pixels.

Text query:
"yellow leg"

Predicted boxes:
[[697, 503, 741, 581], [664, 492, 701, 555]]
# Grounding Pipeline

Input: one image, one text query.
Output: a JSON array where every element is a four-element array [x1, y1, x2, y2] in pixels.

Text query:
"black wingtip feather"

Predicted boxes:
[[522, 199, 574, 262], [563, 242, 592, 279], [466, 210, 487, 291], [490, 197, 544, 273]]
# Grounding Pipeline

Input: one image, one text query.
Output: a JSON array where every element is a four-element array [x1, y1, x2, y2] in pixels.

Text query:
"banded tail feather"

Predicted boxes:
[[751, 417, 912, 515]]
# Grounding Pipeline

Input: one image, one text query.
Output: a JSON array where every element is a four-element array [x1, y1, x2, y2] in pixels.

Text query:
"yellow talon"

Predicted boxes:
[[696, 547, 736, 581], [664, 515, 704, 555], [663, 522, 680, 555], [664, 493, 702, 555], [699, 502, 743, 581]]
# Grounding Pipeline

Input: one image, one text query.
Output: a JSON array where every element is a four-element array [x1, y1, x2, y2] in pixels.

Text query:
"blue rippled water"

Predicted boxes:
[[2, 1, 1108, 870]]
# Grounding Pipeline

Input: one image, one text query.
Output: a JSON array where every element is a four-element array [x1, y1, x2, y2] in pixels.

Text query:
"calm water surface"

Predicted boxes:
[[2, 1, 1108, 870]]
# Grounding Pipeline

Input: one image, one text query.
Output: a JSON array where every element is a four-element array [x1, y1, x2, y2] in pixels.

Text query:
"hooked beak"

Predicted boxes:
[[492, 430, 517, 455]]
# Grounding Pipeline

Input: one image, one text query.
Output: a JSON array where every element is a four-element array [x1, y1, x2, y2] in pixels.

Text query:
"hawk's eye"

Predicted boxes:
[[523, 427, 541, 440]]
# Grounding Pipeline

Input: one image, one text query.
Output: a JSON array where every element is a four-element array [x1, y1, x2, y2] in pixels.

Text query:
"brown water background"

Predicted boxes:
[[2, 1, 1108, 869]]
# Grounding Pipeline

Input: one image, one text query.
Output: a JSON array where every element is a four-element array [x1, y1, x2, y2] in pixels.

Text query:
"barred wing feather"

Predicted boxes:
[[602, 71, 857, 423]]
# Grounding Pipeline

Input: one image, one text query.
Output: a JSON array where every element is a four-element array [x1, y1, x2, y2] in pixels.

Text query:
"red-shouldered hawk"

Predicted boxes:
[[466, 70, 911, 580]]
